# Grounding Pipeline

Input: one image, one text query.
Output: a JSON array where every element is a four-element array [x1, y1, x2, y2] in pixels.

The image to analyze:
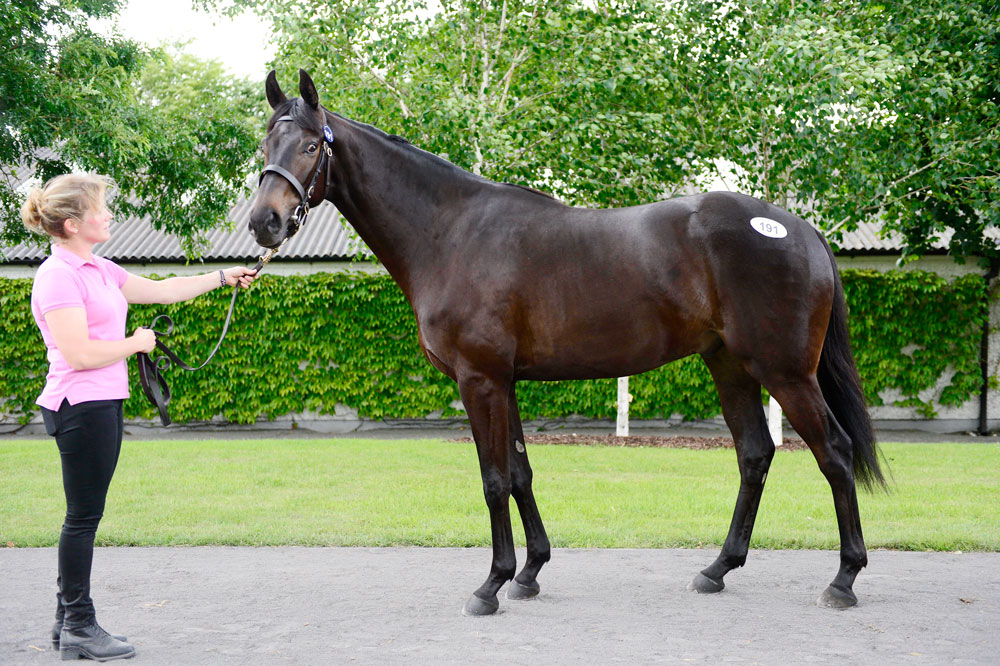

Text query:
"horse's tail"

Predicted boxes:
[[817, 241, 888, 492]]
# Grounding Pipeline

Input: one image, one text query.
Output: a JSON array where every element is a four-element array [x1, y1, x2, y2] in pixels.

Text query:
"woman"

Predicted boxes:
[[22, 173, 257, 661]]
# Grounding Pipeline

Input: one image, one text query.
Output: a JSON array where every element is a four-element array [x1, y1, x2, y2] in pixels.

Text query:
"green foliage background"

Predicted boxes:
[[0, 269, 990, 426]]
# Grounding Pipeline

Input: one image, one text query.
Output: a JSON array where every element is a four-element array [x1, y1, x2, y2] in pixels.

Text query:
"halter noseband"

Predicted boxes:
[[257, 114, 335, 245]]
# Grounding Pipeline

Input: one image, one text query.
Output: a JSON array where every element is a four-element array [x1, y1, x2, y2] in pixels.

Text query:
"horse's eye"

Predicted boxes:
[[306, 143, 318, 154]]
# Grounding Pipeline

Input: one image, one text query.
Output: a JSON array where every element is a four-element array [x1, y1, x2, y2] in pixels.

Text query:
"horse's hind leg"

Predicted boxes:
[[691, 347, 776, 594], [506, 384, 551, 600], [769, 378, 867, 608]]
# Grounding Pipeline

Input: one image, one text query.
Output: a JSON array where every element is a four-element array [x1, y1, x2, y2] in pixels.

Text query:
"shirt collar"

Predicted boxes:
[[51, 244, 97, 269]]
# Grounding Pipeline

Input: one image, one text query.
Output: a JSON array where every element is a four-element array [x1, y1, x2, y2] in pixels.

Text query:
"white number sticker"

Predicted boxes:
[[750, 217, 788, 239]]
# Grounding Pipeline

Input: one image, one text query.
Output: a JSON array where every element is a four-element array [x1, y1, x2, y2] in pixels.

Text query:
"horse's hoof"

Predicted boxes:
[[818, 584, 858, 609], [462, 593, 500, 616], [507, 579, 540, 600], [688, 572, 725, 594]]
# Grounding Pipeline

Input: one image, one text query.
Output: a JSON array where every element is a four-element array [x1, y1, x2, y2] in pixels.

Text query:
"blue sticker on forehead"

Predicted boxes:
[[323, 125, 334, 143]]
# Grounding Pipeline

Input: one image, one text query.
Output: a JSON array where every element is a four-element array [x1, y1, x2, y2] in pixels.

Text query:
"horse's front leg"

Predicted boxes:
[[506, 384, 551, 600], [458, 371, 517, 616]]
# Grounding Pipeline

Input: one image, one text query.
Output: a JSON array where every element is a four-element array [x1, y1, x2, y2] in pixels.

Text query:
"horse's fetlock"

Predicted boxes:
[[527, 547, 551, 568], [724, 554, 747, 570], [843, 547, 867, 570], [496, 561, 517, 582]]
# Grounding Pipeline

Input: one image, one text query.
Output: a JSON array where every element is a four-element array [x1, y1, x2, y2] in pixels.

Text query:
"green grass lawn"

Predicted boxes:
[[1, 438, 997, 551]]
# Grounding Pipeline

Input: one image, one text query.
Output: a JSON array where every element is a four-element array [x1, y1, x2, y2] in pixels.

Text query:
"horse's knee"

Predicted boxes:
[[739, 445, 774, 486], [481, 469, 511, 506]]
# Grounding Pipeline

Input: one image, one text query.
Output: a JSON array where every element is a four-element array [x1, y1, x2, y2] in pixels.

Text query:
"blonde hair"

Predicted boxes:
[[20, 173, 113, 239]]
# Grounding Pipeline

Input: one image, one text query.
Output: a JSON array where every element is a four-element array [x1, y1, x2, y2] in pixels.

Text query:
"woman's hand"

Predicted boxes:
[[131, 328, 157, 354], [44, 307, 159, 370], [223, 267, 258, 289]]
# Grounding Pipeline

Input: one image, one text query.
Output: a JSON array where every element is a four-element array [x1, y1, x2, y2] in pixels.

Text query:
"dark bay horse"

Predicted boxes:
[[249, 70, 886, 616]]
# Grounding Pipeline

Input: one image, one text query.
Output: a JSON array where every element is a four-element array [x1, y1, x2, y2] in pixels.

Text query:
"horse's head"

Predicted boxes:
[[249, 69, 332, 249]]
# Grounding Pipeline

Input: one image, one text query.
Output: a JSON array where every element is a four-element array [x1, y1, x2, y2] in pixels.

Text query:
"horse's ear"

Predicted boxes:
[[265, 70, 287, 109], [299, 69, 320, 109]]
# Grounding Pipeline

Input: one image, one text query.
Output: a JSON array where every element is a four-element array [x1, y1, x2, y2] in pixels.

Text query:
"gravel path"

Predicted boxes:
[[1, 546, 997, 665]]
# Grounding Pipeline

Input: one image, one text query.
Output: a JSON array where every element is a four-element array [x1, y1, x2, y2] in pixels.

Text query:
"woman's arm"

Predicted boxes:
[[120, 267, 257, 305], [43, 307, 156, 371]]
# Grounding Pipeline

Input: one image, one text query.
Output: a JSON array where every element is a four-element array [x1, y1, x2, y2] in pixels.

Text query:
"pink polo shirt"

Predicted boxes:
[[31, 245, 131, 410]]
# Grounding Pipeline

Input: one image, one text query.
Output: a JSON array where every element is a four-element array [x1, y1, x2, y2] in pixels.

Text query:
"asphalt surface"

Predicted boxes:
[[1, 546, 997, 665]]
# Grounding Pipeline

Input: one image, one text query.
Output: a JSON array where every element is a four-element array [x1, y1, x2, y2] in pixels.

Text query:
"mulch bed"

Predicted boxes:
[[453, 433, 808, 451]]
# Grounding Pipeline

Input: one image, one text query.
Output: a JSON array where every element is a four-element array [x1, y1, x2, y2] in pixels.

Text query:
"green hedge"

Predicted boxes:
[[0, 269, 989, 425]]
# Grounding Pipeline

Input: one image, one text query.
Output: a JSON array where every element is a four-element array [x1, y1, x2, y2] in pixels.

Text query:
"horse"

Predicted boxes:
[[249, 69, 886, 616]]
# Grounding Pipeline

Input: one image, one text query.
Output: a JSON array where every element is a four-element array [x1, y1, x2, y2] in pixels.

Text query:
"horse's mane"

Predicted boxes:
[[502, 183, 556, 200]]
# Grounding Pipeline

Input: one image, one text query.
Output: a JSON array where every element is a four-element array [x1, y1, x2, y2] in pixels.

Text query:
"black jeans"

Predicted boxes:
[[41, 399, 124, 629]]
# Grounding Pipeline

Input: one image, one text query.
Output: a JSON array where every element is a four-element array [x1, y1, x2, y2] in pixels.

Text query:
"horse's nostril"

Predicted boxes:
[[266, 211, 282, 235]]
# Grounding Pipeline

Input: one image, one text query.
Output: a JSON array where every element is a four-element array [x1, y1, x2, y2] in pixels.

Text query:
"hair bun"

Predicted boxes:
[[20, 187, 47, 234]]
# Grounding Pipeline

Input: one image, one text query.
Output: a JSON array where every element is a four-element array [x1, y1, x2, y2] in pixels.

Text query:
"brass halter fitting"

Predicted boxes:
[[253, 235, 290, 273]]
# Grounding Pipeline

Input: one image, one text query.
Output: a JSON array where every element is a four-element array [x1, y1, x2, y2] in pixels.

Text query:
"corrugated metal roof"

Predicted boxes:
[[2, 200, 361, 265], [3, 147, 363, 265], [3, 193, 364, 266], [837, 220, 910, 253], [2, 152, 976, 263], [835, 219, 1000, 255], [0, 203, 923, 266]]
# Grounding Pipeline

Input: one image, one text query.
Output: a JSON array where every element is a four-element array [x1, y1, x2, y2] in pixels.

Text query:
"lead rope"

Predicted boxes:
[[136, 242, 286, 426]]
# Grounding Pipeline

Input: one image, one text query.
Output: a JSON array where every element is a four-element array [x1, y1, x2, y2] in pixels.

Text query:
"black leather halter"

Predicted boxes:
[[135, 117, 336, 426], [257, 114, 335, 243]]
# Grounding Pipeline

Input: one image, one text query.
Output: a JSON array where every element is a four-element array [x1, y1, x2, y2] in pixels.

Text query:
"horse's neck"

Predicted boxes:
[[326, 114, 478, 294]]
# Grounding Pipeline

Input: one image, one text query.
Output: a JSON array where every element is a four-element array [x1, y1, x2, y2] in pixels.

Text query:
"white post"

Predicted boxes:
[[616, 376, 630, 437], [768, 395, 783, 447]]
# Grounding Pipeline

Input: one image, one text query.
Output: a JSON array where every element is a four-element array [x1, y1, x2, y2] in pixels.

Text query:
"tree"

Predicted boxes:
[[661, 2, 905, 214], [125, 47, 268, 255], [216, 0, 998, 263], [661, 0, 998, 264], [849, 0, 999, 264], [1, 1, 265, 256], [220, 0, 706, 207]]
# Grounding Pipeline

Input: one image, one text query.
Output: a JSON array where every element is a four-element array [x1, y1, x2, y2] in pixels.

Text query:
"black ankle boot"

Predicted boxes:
[[51, 621, 127, 650], [59, 623, 135, 661]]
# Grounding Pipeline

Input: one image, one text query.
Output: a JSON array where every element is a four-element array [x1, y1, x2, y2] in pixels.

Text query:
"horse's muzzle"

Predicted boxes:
[[248, 208, 287, 249]]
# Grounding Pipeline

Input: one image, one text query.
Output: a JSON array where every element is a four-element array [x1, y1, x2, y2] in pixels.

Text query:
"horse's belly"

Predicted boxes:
[[516, 355, 684, 382], [513, 307, 710, 381]]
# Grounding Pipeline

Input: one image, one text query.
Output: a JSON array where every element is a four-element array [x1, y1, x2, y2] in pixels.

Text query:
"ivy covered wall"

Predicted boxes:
[[0, 269, 990, 426]]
